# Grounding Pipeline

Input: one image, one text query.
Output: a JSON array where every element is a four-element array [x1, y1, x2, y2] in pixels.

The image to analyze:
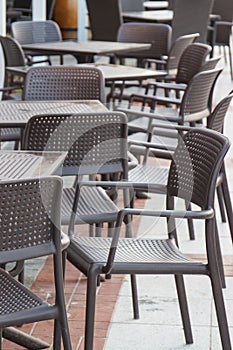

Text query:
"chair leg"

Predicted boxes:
[[174, 274, 193, 344], [84, 267, 98, 350], [210, 274, 232, 349], [185, 201, 195, 240], [217, 185, 227, 223], [215, 220, 226, 289], [228, 43, 233, 81], [130, 274, 139, 319], [221, 170, 233, 243]]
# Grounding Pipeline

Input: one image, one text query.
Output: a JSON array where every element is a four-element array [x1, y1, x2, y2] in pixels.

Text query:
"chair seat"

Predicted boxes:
[[129, 164, 168, 185], [0, 268, 51, 327], [61, 186, 119, 225], [68, 236, 203, 271]]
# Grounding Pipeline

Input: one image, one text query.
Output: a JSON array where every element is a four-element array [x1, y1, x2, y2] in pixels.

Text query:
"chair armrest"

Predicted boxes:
[[117, 106, 182, 123]]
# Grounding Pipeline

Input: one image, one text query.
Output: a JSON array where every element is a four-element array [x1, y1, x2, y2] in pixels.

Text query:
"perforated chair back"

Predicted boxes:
[[22, 66, 105, 102], [166, 33, 199, 73], [11, 19, 62, 45], [86, 0, 123, 41], [176, 43, 212, 84], [0, 35, 26, 67], [167, 128, 230, 208], [207, 92, 233, 132], [180, 68, 222, 123], [0, 177, 61, 264], [117, 22, 172, 59], [172, 0, 214, 43], [0, 176, 72, 349], [22, 112, 128, 177]]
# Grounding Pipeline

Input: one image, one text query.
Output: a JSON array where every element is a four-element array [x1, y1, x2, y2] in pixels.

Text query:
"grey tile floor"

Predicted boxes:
[[104, 57, 233, 349]]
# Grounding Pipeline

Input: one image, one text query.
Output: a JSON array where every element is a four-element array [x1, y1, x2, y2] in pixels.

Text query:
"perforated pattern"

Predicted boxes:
[[0, 178, 56, 253], [129, 164, 168, 184], [167, 34, 198, 71], [117, 22, 171, 59], [176, 43, 211, 84], [208, 94, 233, 133], [0, 35, 26, 67], [62, 187, 118, 225], [0, 268, 44, 315], [11, 20, 62, 45], [72, 236, 195, 264], [168, 129, 228, 208], [23, 66, 104, 102], [182, 69, 220, 118], [23, 113, 127, 175]]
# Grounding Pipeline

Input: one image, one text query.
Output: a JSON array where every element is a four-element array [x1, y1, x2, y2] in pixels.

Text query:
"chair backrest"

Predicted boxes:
[[180, 68, 222, 123], [207, 92, 233, 132], [11, 0, 31, 9], [200, 55, 222, 71], [167, 128, 230, 209], [86, 0, 123, 41], [0, 176, 62, 264], [117, 22, 172, 59], [0, 35, 26, 67], [166, 33, 200, 73], [22, 66, 105, 102], [176, 43, 212, 84], [22, 112, 128, 177], [172, 0, 214, 43], [11, 20, 62, 45], [120, 0, 144, 11]]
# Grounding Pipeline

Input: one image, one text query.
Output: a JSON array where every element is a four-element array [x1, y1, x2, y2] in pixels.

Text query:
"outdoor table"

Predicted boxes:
[[123, 10, 173, 23], [78, 63, 167, 101], [0, 150, 67, 180], [21, 40, 151, 63], [0, 100, 108, 130]]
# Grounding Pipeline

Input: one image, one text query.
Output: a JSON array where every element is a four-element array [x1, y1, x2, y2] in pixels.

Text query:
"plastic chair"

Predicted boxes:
[[0, 176, 72, 350], [86, 0, 123, 41], [208, 0, 233, 79], [11, 20, 65, 64], [22, 65, 105, 102], [22, 112, 131, 239], [65, 128, 232, 350], [116, 22, 172, 64], [171, 0, 214, 43]]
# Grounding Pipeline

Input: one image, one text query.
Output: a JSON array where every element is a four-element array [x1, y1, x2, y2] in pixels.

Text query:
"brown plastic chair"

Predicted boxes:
[[116, 22, 172, 63], [11, 20, 65, 64], [22, 112, 130, 239], [0, 177, 72, 349], [65, 128, 232, 350], [22, 65, 105, 102]]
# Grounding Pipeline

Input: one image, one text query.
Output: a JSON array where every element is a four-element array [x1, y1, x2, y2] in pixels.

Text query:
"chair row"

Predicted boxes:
[[0, 107, 232, 349]]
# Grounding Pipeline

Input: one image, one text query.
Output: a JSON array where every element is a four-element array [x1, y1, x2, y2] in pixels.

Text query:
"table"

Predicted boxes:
[[21, 40, 151, 63], [78, 63, 166, 82], [0, 150, 67, 180], [0, 100, 108, 129], [123, 10, 173, 23], [144, 1, 168, 10], [78, 63, 167, 101]]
